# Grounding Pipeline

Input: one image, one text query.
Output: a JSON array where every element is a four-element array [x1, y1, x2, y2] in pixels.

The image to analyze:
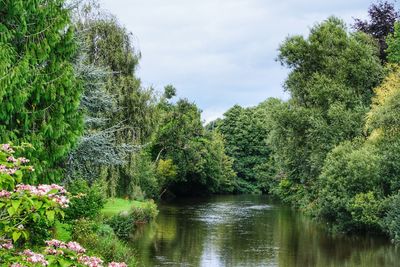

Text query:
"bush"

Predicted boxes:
[[0, 144, 67, 245], [72, 219, 137, 266], [107, 201, 158, 239], [0, 144, 127, 266], [65, 179, 107, 221], [315, 141, 383, 232], [382, 193, 400, 242]]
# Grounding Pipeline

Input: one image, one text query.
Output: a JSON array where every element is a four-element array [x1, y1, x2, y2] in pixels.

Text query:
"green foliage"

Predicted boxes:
[[311, 66, 400, 237], [152, 99, 236, 195], [0, 0, 83, 183], [72, 219, 137, 266], [315, 140, 382, 232], [128, 152, 158, 199], [216, 99, 280, 193], [0, 144, 66, 245], [64, 179, 107, 221], [106, 201, 158, 239], [382, 193, 400, 242], [267, 17, 383, 205], [73, 4, 159, 197], [386, 22, 400, 63]]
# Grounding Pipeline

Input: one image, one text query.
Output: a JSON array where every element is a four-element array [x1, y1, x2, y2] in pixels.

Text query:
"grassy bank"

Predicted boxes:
[[102, 198, 158, 240], [102, 198, 148, 217]]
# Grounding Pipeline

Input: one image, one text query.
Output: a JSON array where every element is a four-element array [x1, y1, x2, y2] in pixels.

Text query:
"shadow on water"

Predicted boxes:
[[130, 195, 400, 267]]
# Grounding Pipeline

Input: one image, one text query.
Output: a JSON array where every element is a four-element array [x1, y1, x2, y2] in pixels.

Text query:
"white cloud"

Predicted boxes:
[[99, 0, 373, 122]]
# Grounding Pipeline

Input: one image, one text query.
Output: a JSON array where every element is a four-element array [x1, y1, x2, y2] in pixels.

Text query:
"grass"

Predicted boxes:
[[54, 221, 72, 242], [101, 198, 145, 217]]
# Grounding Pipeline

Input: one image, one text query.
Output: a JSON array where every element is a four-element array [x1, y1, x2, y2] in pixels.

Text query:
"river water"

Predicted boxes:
[[131, 195, 400, 267]]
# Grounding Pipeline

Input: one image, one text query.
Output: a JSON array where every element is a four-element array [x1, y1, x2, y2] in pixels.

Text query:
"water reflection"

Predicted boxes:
[[131, 195, 400, 267]]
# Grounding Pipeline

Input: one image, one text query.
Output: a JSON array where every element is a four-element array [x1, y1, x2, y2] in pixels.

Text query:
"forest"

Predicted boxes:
[[1, 0, 400, 266]]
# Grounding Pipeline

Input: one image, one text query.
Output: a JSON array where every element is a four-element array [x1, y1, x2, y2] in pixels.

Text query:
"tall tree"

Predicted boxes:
[[354, 1, 399, 62], [270, 17, 384, 204], [152, 98, 236, 195], [0, 0, 83, 183], [216, 103, 273, 193], [72, 2, 158, 196]]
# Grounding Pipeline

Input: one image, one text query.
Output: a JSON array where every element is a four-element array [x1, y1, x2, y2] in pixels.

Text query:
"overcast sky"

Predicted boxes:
[[99, 0, 376, 123]]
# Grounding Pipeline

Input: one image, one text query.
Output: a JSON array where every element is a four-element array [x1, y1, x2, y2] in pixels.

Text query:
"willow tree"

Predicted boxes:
[[0, 0, 83, 183], [73, 4, 158, 197]]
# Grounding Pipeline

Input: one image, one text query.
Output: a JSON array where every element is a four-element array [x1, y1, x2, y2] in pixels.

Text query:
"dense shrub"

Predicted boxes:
[[315, 141, 383, 232], [106, 201, 158, 239], [72, 219, 137, 266], [65, 179, 107, 220], [382, 193, 400, 242]]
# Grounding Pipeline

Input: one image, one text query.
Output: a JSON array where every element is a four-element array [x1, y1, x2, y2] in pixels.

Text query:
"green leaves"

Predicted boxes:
[[0, 0, 83, 183]]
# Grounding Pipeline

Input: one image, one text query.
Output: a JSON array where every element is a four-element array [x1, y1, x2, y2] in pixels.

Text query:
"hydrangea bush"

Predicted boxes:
[[0, 144, 127, 267], [0, 238, 127, 266]]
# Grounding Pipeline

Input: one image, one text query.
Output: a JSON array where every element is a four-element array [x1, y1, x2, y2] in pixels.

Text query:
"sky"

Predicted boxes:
[[99, 0, 375, 123]]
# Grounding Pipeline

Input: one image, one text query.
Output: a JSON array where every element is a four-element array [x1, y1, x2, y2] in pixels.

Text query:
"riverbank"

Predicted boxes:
[[54, 198, 158, 267]]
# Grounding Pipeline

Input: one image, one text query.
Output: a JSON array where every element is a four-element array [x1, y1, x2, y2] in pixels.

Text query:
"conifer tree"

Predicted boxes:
[[0, 0, 83, 183]]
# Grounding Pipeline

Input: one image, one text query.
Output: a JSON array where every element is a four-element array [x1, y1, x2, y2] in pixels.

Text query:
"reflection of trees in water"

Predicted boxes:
[[275, 207, 400, 267], [130, 195, 400, 267], [131, 205, 207, 266]]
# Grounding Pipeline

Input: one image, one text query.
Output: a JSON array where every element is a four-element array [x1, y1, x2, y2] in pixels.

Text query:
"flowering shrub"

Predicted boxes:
[[0, 144, 67, 243], [0, 144, 127, 266], [0, 238, 127, 267]]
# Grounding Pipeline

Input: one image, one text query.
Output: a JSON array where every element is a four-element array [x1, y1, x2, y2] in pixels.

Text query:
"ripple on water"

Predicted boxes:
[[192, 203, 272, 225]]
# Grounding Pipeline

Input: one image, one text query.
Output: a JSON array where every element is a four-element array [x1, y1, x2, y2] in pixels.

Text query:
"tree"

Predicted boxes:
[[354, 1, 399, 62], [70, 3, 159, 197], [216, 101, 274, 193], [386, 22, 400, 63], [0, 0, 83, 183], [152, 99, 236, 195], [269, 17, 383, 205], [315, 66, 400, 234]]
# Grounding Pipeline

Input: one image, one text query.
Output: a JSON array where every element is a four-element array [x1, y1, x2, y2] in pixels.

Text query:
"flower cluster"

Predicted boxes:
[[0, 144, 34, 179], [0, 164, 17, 175], [0, 184, 69, 208], [14, 184, 69, 208], [23, 249, 48, 266], [0, 239, 13, 250], [79, 255, 104, 267], [108, 262, 128, 267], [46, 239, 86, 253], [0, 190, 11, 198], [1, 144, 14, 153], [1, 239, 128, 267]]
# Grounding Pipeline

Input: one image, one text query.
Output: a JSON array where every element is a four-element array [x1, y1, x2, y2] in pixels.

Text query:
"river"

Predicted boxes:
[[131, 195, 400, 267]]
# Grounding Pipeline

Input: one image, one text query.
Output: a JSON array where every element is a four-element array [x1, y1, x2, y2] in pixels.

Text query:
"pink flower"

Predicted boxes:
[[0, 239, 13, 250], [7, 156, 17, 162], [52, 195, 70, 208], [11, 264, 25, 267], [78, 255, 104, 267], [23, 250, 48, 265], [17, 157, 30, 163], [45, 239, 67, 249], [108, 262, 128, 267], [67, 241, 86, 253], [0, 165, 17, 175], [0, 190, 11, 198], [1, 144, 14, 153], [23, 249, 34, 256], [15, 184, 69, 207]]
